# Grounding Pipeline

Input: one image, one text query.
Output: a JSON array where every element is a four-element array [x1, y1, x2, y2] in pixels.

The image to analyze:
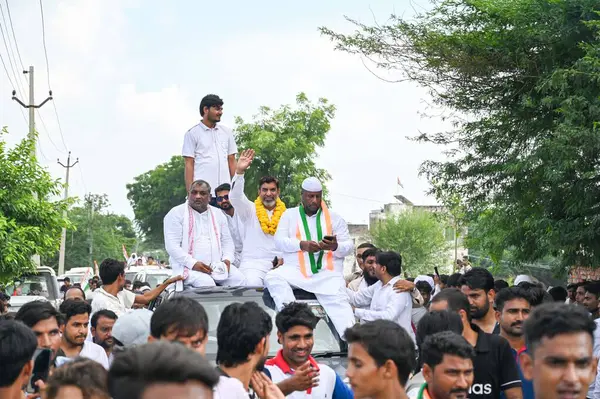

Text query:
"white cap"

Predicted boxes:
[[415, 275, 435, 290], [301, 177, 322, 192], [514, 274, 539, 286]]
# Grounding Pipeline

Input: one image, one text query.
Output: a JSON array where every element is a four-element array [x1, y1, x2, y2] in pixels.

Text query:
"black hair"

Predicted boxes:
[[357, 243, 375, 250], [125, 279, 132, 285], [548, 286, 568, 302], [45, 357, 109, 399], [415, 311, 464, 372], [63, 277, 71, 283], [524, 302, 596, 356], [458, 267, 494, 292], [440, 274, 449, 285], [416, 281, 433, 295], [431, 288, 471, 321], [259, 176, 280, 190], [150, 297, 209, 339], [361, 248, 379, 262], [216, 302, 272, 367], [189, 179, 211, 193], [0, 320, 37, 387], [64, 286, 86, 301], [345, 320, 416, 386], [215, 183, 231, 195], [99, 258, 125, 285], [567, 283, 577, 290], [15, 300, 60, 328], [275, 302, 319, 334], [91, 310, 118, 330], [59, 299, 92, 323], [406, 278, 415, 282], [132, 281, 144, 291], [421, 331, 475, 371], [108, 341, 219, 399], [520, 284, 553, 307], [375, 251, 402, 277], [446, 273, 462, 288], [199, 94, 223, 117], [494, 279, 509, 292], [584, 282, 600, 299], [494, 286, 532, 312]]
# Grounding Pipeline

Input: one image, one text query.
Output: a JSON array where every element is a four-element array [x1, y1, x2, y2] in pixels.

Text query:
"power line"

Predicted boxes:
[[38, 0, 68, 152], [0, 18, 25, 98], [37, 110, 65, 154], [0, 49, 14, 86], [4, 0, 24, 71], [77, 162, 88, 194]]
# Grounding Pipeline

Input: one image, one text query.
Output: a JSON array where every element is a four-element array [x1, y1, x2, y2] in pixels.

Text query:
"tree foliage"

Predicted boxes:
[[234, 92, 333, 206], [0, 128, 71, 282], [322, 0, 600, 268], [44, 194, 137, 270], [371, 210, 450, 275], [127, 93, 334, 245]]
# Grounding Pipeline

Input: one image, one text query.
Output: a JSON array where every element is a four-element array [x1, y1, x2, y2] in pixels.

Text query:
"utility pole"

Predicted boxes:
[[57, 152, 78, 275], [12, 66, 53, 267]]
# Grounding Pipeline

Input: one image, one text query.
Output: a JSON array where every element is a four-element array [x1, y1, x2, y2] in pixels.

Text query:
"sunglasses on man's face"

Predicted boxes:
[[216, 195, 229, 202]]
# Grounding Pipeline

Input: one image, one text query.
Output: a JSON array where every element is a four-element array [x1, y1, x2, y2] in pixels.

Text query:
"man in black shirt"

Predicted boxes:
[[459, 268, 498, 334], [430, 288, 523, 399]]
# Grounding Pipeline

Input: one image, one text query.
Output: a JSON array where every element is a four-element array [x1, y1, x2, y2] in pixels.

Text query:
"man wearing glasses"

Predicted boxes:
[[215, 183, 243, 268]]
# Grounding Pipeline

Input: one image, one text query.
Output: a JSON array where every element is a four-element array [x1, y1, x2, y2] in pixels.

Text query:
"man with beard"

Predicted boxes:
[[346, 243, 375, 286], [575, 282, 587, 306], [15, 300, 62, 368], [58, 300, 109, 369], [582, 281, 600, 319], [164, 180, 245, 289], [214, 301, 284, 398], [265, 302, 353, 398], [91, 310, 117, 366], [266, 177, 355, 339], [230, 149, 285, 286], [348, 247, 379, 292], [459, 268, 498, 334], [521, 303, 597, 399], [183, 94, 237, 196], [417, 331, 475, 399], [495, 287, 534, 399], [215, 183, 243, 268]]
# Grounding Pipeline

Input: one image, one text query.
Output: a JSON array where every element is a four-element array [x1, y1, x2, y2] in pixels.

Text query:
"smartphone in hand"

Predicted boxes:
[[26, 348, 52, 393], [272, 256, 278, 268], [323, 235, 335, 241]]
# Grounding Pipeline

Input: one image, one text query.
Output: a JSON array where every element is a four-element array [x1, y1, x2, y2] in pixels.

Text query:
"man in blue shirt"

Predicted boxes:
[[495, 286, 534, 399]]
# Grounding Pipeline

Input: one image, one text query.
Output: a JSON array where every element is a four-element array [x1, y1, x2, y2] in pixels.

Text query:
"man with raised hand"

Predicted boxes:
[[265, 176, 355, 339], [230, 149, 286, 286]]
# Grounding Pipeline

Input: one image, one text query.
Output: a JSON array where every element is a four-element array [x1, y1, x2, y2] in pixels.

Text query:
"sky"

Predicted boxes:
[[0, 0, 449, 225]]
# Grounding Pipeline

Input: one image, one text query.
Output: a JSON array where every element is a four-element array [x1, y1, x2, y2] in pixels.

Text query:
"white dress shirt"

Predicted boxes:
[[79, 340, 110, 369], [346, 275, 415, 343], [182, 122, 237, 192], [90, 287, 136, 317]]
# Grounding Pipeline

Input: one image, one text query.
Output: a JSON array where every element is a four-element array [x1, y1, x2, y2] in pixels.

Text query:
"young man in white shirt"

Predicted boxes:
[[214, 183, 244, 268], [182, 94, 237, 196], [91, 258, 181, 317], [346, 251, 415, 343], [265, 302, 353, 398], [58, 300, 109, 369], [214, 302, 284, 399]]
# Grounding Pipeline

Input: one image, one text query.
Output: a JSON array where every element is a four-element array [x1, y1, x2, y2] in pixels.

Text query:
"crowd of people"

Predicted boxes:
[[2, 94, 600, 398]]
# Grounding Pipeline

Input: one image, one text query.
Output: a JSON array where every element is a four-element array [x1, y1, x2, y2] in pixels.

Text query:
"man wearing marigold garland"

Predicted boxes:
[[265, 176, 356, 338], [230, 149, 286, 286]]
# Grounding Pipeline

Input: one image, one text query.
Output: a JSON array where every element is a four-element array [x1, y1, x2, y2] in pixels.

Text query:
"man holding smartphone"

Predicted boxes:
[[15, 301, 62, 369], [0, 319, 38, 399]]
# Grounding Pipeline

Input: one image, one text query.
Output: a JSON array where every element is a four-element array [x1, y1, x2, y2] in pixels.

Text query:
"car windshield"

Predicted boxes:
[[6, 275, 51, 298], [202, 298, 341, 358], [125, 272, 138, 282], [146, 274, 170, 287], [64, 274, 86, 286]]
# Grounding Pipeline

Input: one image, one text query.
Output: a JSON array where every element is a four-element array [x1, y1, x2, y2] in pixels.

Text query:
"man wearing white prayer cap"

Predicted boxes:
[[265, 177, 356, 338]]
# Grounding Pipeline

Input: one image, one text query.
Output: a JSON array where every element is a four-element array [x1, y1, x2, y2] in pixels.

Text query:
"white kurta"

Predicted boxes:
[[271, 206, 353, 294], [223, 210, 243, 267], [164, 203, 243, 290], [230, 174, 281, 285]]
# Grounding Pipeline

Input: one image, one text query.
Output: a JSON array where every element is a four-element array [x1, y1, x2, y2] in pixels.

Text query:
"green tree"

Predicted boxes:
[[321, 0, 600, 268], [371, 210, 450, 276], [127, 93, 334, 245], [235, 92, 333, 206], [0, 128, 70, 282], [43, 194, 137, 271]]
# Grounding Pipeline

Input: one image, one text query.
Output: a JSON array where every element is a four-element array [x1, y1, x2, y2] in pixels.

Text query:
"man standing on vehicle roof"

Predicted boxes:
[[182, 94, 237, 200], [265, 177, 356, 339], [230, 149, 285, 286], [265, 302, 354, 398]]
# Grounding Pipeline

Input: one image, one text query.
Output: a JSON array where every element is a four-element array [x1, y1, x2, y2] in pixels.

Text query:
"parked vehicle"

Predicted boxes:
[[161, 287, 348, 376], [125, 266, 161, 283], [133, 268, 173, 288], [5, 266, 61, 314]]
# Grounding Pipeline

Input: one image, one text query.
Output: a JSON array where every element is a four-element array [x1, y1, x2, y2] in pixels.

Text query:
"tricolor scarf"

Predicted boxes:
[[181, 205, 226, 279], [295, 202, 334, 278], [265, 350, 320, 394], [417, 383, 433, 399]]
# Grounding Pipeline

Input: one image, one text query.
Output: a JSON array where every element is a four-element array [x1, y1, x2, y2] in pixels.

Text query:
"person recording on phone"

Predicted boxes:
[[0, 319, 38, 399], [346, 251, 415, 344]]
